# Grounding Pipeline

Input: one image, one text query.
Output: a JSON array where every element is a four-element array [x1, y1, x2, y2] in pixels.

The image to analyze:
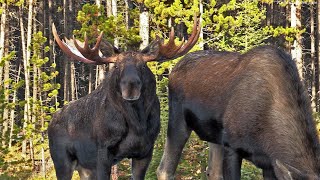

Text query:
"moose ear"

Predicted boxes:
[[140, 36, 160, 55], [100, 40, 120, 57]]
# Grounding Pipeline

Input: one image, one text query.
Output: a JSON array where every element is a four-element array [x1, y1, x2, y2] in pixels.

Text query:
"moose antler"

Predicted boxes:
[[52, 24, 118, 64], [52, 15, 200, 64], [142, 14, 201, 62]]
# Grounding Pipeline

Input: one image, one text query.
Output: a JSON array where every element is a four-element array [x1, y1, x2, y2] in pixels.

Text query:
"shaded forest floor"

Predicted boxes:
[[0, 134, 263, 180], [4, 116, 320, 179]]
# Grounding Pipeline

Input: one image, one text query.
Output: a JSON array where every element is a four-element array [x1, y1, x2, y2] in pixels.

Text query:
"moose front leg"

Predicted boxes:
[[131, 148, 154, 180], [97, 148, 113, 180], [223, 147, 242, 180]]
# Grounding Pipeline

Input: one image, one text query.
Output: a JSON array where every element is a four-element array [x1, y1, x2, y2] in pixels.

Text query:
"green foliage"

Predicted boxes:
[[0, 51, 18, 143], [74, 4, 141, 50], [203, 0, 300, 52], [1, 0, 306, 179], [0, 145, 33, 179], [143, 0, 200, 39], [264, 26, 302, 42], [1, 31, 60, 179], [241, 161, 263, 180], [0, 86, 5, 122], [0, 51, 15, 66], [29, 30, 60, 133]]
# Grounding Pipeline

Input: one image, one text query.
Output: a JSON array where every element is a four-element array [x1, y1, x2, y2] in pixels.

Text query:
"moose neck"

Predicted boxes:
[[104, 69, 157, 134]]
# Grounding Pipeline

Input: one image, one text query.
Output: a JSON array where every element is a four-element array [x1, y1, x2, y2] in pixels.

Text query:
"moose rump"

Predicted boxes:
[[157, 46, 320, 179]]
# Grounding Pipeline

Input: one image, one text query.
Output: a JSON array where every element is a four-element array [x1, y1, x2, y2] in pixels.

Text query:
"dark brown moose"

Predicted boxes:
[[157, 47, 320, 179], [48, 17, 200, 180]]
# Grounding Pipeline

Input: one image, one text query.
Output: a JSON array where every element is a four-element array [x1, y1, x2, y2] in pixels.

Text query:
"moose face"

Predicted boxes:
[[113, 53, 152, 101]]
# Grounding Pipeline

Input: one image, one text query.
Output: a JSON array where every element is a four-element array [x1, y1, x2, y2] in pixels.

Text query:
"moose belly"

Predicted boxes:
[[224, 133, 273, 170], [184, 106, 224, 144]]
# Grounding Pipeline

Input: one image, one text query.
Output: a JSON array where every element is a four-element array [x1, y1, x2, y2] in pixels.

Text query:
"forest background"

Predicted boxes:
[[0, 0, 319, 179]]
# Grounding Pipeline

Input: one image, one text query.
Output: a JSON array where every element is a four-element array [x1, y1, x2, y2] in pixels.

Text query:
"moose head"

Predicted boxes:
[[52, 16, 200, 102]]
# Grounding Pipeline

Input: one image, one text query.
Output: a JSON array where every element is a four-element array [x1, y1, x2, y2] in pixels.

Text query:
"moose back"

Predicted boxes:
[[157, 46, 320, 179], [48, 17, 200, 180]]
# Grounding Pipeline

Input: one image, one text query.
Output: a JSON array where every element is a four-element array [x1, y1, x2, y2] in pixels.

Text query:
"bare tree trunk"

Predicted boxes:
[[125, 0, 133, 29], [95, 0, 110, 88], [317, 0, 320, 112], [96, 65, 106, 88], [291, 0, 303, 79], [198, 0, 204, 50], [30, 12, 39, 168], [9, 65, 21, 148], [285, 4, 291, 51], [89, 66, 93, 93], [32, 60, 38, 124], [112, 0, 118, 47], [139, 3, 149, 50], [264, 2, 269, 26], [21, 0, 33, 155], [310, 4, 318, 111], [64, 62, 70, 101], [39, 84, 46, 177], [0, 3, 6, 86], [71, 62, 76, 100], [0, 2, 7, 147], [41, 134, 46, 177], [68, 0, 76, 101], [63, 0, 70, 102], [29, 139, 35, 168], [2, 18, 9, 147], [95, 0, 101, 6]]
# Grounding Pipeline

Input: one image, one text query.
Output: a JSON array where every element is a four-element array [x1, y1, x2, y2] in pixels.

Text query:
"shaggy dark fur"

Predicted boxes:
[[48, 52, 160, 180], [157, 46, 320, 179]]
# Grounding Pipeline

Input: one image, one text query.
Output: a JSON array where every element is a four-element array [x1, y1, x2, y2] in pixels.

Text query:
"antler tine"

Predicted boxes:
[[171, 16, 201, 58], [72, 33, 92, 55], [73, 32, 103, 58], [142, 14, 200, 62], [72, 31, 118, 63], [92, 32, 104, 52], [73, 32, 92, 56], [84, 32, 89, 51], [52, 23, 118, 64], [52, 23, 100, 64], [159, 28, 185, 57]]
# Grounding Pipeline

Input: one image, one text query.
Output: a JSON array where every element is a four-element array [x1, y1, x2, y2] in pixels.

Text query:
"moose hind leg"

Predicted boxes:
[[157, 102, 192, 180], [223, 147, 242, 180]]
